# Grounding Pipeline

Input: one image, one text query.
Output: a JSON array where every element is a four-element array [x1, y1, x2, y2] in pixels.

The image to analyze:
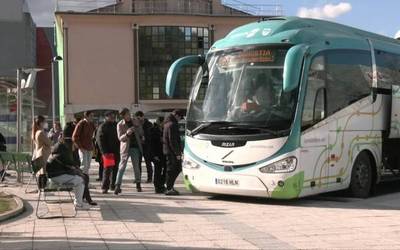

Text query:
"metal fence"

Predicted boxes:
[[56, 0, 283, 16], [56, 0, 119, 13]]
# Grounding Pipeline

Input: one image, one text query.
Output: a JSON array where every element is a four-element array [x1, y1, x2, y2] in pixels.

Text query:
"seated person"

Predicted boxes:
[[241, 74, 275, 113], [47, 142, 97, 210]]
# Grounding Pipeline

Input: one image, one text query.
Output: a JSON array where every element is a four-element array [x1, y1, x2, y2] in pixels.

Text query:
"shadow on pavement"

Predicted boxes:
[[207, 180, 400, 210], [100, 199, 226, 223], [0, 235, 215, 250]]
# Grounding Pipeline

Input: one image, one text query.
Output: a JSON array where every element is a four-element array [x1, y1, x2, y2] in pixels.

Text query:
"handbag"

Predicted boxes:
[[102, 153, 115, 168]]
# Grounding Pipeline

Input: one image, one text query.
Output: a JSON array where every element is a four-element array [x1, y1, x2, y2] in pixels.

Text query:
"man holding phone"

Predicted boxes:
[[114, 108, 144, 194]]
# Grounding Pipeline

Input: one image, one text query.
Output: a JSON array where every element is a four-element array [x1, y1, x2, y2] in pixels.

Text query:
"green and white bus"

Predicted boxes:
[[165, 17, 400, 199]]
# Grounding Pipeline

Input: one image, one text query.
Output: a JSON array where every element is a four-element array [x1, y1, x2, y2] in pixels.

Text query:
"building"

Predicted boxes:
[[0, 0, 37, 151], [55, 0, 282, 122]]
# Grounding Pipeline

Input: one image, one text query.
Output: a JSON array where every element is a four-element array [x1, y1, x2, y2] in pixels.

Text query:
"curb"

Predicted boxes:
[[0, 192, 24, 222]]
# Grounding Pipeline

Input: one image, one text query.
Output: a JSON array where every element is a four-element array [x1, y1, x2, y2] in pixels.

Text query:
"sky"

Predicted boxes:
[[27, 0, 400, 38]]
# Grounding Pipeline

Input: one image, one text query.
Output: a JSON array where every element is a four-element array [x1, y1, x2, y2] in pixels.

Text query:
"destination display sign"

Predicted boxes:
[[218, 49, 275, 68]]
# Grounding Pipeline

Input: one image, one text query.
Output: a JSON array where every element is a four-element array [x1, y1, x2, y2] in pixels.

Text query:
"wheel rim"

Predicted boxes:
[[354, 161, 369, 189]]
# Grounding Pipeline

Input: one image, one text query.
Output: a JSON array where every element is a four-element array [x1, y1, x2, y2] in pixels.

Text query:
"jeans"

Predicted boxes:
[[79, 150, 92, 174], [116, 147, 141, 185], [165, 154, 182, 190], [153, 155, 166, 191], [141, 146, 153, 181], [50, 174, 84, 206]]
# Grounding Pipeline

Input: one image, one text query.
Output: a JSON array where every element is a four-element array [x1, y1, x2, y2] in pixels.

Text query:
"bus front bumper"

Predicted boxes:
[[183, 168, 304, 199]]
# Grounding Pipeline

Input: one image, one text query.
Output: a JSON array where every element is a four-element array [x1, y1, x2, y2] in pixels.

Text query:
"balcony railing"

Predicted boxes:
[[132, 0, 212, 15], [56, 0, 283, 16]]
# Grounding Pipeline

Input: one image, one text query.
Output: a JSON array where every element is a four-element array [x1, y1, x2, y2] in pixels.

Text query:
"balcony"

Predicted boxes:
[[56, 0, 283, 16]]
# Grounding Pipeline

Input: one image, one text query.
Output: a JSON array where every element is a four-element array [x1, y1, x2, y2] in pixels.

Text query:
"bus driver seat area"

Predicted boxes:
[[240, 73, 275, 113]]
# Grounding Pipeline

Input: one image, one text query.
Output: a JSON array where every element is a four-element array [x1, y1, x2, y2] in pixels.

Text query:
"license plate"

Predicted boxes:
[[215, 178, 239, 186]]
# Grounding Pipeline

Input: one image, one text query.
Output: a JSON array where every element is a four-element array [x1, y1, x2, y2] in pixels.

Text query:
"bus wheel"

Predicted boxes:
[[350, 152, 372, 198]]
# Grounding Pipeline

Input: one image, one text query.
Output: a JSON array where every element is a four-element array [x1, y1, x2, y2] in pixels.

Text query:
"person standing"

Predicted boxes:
[[0, 131, 6, 152], [151, 117, 167, 193], [63, 116, 81, 166], [32, 115, 52, 173], [163, 110, 184, 195], [114, 108, 144, 194], [93, 125, 104, 182], [97, 111, 120, 193], [72, 111, 96, 175], [0, 131, 7, 180], [48, 121, 62, 144], [135, 111, 153, 183]]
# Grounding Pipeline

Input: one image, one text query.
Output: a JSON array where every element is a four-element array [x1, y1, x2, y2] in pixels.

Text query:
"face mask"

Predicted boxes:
[[43, 123, 49, 130]]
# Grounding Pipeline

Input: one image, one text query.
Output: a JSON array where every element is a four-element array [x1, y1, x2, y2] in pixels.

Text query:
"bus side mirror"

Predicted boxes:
[[283, 44, 309, 92], [165, 55, 205, 97]]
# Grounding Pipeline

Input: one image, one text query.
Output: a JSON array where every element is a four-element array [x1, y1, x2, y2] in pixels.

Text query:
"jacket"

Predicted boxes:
[[0, 132, 6, 152], [46, 142, 77, 178], [72, 119, 95, 151], [163, 114, 182, 156], [117, 118, 144, 157], [97, 121, 120, 154], [150, 123, 163, 159], [63, 122, 76, 140], [33, 130, 52, 162]]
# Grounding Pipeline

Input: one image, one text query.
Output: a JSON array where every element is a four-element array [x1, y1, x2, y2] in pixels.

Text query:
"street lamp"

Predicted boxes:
[[16, 68, 44, 153], [51, 56, 62, 127]]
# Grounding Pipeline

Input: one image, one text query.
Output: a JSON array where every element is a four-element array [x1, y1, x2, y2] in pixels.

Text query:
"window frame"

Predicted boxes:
[[138, 25, 210, 100], [301, 49, 373, 130]]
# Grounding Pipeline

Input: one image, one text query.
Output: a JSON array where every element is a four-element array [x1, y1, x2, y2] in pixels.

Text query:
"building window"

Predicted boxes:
[[139, 26, 210, 100]]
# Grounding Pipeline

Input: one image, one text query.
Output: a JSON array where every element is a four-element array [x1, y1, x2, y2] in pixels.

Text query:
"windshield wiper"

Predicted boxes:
[[221, 123, 291, 137], [220, 125, 279, 136], [188, 121, 230, 136]]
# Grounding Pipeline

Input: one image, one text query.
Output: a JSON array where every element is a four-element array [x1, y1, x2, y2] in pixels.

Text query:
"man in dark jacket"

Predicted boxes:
[[47, 142, 97, 208], [0, 132, 7, 152], [151, 117, 166, 193], [135, 111, 153, 183], [163, 109, 184, 195], [96, 111, 120, 193], [0, 132, 8, 180], [62, 116, 81, 166]]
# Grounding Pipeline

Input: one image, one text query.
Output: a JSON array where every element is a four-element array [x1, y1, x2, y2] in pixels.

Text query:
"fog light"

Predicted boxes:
[[278, 181, 285, 187]]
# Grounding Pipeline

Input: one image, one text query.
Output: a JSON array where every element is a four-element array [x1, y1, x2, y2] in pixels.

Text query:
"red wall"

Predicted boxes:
[[36, 28, 53, 115]]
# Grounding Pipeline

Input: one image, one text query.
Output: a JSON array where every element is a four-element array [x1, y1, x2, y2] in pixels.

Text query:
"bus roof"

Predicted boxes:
[[211, 16, 400, 53]]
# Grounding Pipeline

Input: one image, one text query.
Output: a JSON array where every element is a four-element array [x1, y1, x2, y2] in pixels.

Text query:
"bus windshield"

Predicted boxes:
[[186, 45, 299, 136]]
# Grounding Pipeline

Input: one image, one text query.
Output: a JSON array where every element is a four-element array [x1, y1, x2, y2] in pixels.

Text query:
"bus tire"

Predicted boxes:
[[349, 152, 372, 198]]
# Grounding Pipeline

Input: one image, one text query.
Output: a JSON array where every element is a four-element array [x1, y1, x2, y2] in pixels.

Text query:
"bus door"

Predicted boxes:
[[300, 55, 329, 192]]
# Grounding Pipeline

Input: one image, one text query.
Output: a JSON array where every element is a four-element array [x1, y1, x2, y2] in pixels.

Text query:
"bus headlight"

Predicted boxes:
[[259, 157, 297, 174], [183, 158, 200, 169]]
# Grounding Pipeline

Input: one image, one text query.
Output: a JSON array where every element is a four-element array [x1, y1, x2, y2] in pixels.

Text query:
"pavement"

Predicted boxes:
[[2, 162, 400, 250]]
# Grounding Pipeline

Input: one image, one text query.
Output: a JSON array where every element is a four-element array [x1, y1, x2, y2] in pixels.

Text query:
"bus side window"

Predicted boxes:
[[302, 55, 326, 130], [375, 50, 400, 89], [325, 50, 372, 115]]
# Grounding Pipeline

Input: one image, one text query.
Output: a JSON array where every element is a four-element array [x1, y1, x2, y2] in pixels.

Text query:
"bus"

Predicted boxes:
[[165, 16, 400, 199]]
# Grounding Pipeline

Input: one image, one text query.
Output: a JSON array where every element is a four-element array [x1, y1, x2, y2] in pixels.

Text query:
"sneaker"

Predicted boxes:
[[136, 183, 142, 192], [75, 203, 90, 210], [165, 189, 180, 196], [102, 189, 108, 194], [155, 186, 166, 194], [87, 201, 98, 206], [114, 185, 121, 195]]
